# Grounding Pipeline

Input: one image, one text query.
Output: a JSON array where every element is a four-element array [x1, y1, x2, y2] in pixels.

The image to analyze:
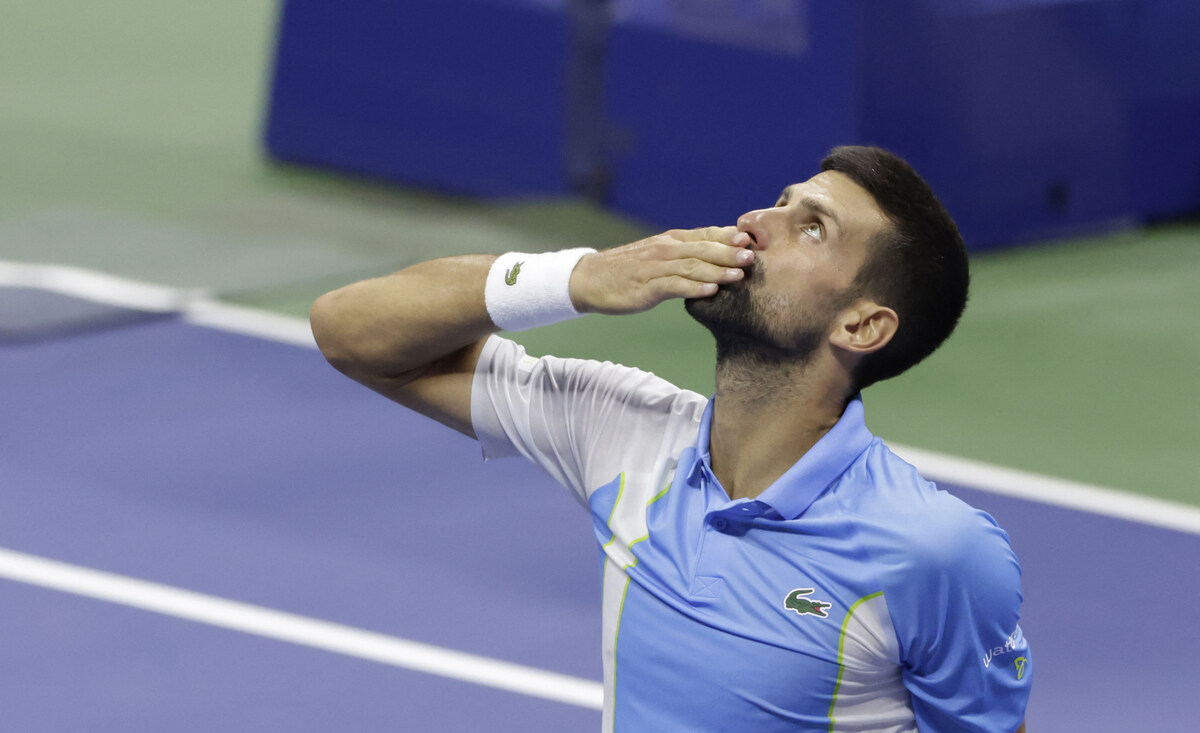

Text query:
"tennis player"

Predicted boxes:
[[310, 146, 1031, 732]]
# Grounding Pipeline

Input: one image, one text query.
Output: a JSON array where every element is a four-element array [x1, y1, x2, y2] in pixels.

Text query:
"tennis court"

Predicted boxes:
[[2, 278, 1198, 730], [3, 1, 1199, 730]]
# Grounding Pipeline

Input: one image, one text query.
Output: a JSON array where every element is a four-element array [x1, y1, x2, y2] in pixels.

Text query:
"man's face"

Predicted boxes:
[[686, 171, 890, 363]]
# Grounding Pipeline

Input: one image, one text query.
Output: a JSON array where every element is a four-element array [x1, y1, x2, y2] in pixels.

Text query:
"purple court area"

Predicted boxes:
[[2, 312, 1198, 731]]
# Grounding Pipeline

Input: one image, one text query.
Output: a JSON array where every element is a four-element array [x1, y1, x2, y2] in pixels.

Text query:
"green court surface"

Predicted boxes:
[[2, 0, 1197, 507]]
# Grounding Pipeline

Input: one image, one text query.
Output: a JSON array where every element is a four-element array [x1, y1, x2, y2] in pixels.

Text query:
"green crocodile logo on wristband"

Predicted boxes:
[[504, 261, 524, 286]]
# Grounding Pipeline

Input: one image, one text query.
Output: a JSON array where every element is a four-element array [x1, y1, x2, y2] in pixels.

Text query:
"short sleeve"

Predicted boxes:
[[883, 498, 1032, 732], [470, 336, 703, 505]]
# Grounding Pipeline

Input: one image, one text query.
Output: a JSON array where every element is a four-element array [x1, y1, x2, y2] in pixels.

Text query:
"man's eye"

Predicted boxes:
[[803, 222, 823, 240]]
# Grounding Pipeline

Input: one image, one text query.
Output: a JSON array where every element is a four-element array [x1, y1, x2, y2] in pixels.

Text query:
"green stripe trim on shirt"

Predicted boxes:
[[827, 590, 885, 732], [623, 483, 671, 568], [602, 473, 628, 552], [605, 473, 628, 528]]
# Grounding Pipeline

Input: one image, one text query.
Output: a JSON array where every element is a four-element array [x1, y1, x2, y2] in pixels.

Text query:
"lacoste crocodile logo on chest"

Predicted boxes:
[[784, 588, 832, 618]]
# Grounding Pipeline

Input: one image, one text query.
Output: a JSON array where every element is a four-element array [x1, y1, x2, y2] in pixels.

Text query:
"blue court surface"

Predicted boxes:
[[3, 281, 1199, 731]]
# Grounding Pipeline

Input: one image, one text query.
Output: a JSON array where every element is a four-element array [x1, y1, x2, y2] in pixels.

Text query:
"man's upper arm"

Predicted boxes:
[[888, 500, 1032, 731], [352, 338, 488, 439]]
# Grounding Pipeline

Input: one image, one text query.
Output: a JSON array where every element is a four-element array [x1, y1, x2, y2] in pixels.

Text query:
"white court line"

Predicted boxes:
[[889, 444, 1200, 536], [0, 260, 206, 312], [185, 299, 316, 348], [0, 547, 603, 710]]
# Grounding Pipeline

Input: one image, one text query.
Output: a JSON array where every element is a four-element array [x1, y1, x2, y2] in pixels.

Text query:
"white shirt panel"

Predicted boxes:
[[470, 335, 706, 504]]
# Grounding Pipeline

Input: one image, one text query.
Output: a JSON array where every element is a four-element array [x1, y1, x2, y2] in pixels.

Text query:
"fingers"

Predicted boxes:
[[670, 226, 750, 247], [653, 275, 720, 301], [663, 232, 755, 269], [661, 256, 747, 286], [572, 226, 753, 315], [670, 225, 740, 243], [633, 227, 755, 297]]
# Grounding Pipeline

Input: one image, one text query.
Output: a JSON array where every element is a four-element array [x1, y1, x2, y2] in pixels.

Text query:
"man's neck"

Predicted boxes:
[[707, 353, 850, 501]]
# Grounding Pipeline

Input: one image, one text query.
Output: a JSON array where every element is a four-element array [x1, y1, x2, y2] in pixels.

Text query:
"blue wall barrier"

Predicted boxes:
[[1126, 2, 1200, 221], [265, 1, 573, 198], [852, 0, 1137, 248], [264, 0, 1200, 250]]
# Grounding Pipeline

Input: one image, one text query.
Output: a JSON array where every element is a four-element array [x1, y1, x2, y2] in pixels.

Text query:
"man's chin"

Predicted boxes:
[[684, 282, 755, 335]]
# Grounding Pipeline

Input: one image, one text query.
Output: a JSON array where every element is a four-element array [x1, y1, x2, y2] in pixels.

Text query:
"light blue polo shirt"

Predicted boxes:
[[472, 336, 1031, 732]]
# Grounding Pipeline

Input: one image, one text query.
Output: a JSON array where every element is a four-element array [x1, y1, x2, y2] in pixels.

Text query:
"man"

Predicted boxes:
[[310, 146, 1031, 731]]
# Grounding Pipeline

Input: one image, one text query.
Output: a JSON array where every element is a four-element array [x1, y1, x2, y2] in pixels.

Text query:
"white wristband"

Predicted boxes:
[[484, 248, 596, 331]]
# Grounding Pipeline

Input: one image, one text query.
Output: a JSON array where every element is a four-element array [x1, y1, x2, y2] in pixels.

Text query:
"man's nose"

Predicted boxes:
[[737, 208, 773, 249]]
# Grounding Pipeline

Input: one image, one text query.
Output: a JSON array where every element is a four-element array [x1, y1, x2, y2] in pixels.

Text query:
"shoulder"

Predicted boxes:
[[477, 335, 705, 416], [471, 336, 708, 492], [473, 336, 708, 472], [840, 440, 1020, 588], [837, 443, 1026, 669]]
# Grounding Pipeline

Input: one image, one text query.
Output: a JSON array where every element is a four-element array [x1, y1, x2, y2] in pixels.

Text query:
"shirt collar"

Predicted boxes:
[[690, 395, 875, 520]]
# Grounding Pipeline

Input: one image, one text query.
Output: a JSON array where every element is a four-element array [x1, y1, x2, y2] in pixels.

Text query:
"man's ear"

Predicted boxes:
[[828, 299, 898, 356]]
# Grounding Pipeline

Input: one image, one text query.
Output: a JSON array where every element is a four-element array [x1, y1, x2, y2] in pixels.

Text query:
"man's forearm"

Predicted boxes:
[[310, 254, 498, 384], [311, 228, 752, 433], [311, 226, 753, 384]]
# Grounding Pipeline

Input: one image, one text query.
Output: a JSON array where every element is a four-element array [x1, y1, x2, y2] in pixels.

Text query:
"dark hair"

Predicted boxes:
[[820, 145, 970, 390]]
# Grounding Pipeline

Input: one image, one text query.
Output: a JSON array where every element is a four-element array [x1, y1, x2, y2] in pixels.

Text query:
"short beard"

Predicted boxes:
[[684, 263, 831, 370]]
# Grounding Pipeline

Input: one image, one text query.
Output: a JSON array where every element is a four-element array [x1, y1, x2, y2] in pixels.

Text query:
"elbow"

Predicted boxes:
[[309, 289, 417, 384]]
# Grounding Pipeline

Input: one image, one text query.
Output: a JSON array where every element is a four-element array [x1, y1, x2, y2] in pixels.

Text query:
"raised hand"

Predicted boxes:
[[569, 226, 755, 315]]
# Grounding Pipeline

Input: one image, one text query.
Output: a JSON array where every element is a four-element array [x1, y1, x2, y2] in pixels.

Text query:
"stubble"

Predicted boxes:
[[684, 260, 830, 369]]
